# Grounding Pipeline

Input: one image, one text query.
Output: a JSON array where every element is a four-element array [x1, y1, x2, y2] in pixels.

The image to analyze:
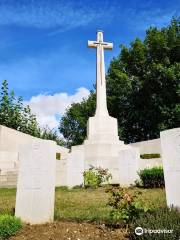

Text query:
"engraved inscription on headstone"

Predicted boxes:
[[15, 139, 56, 224], [161, 128, 180, 209]]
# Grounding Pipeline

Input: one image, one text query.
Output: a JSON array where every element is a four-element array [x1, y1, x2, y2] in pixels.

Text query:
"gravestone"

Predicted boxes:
[[66, 145, 84, 187], [15, 139, 56, 224], [118, 147, 139, 186], [161, 128, 180, 209]]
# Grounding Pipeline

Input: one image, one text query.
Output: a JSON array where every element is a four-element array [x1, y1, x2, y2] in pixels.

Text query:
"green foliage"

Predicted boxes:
[[0, 80, 40, 137], [0, 187, 166, 225], [59, 18, 180, 146], [56, 152, 61, 160], [107, 17, 180, 143], [55, 186, 69, 191], [0, 80, 65, 146], [140, 153, 161, 159], [106, 187, 149, 224], [129, 207, 180, 240], [40, 127, 65, 146], [72, 185, 83, 189], [59, 91, 96, 147], [83, 166, 112, 188], [0, 214, 22, 239], [138, 167, 164, 188]]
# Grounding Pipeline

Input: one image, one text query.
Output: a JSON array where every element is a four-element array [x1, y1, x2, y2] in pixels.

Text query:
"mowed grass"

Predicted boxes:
[[55, 187, 111, 222], [0, 187, 166, 222], [0, 188, 16, 215]]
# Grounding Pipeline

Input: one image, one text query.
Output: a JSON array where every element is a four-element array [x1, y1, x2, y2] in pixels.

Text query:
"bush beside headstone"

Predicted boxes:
[[0, 214, 22, 240], [138, 167, 164, 188]]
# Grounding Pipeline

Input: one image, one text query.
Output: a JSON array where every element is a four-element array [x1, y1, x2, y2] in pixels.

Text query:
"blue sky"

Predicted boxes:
[[0, 0, 179, 128]]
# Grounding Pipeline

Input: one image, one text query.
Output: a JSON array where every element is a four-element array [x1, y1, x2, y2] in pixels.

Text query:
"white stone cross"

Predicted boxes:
[[88, 30, 113, 116]]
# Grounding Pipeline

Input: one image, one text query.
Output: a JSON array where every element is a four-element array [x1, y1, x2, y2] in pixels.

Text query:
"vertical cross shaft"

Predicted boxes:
[[88, 30, 113, 116]]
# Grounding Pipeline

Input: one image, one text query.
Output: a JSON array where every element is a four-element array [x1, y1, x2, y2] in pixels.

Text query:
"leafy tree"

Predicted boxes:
[[40, 126, 65, 146], [0, 80, 39, 135], [0, 80, 65, 146], [59, 91, 96, 147], [107, 17, 180, 142], [59, 17, 180, 146]]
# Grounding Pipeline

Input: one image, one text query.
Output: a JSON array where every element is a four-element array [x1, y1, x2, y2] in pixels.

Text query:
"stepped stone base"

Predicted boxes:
[[66, 115, 140, 187]]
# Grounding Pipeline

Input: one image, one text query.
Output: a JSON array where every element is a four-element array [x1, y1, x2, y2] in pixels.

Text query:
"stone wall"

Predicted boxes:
[[0, 125, 69, 157], [129, 138, 163, 172], [0, 125, 69, 187], [0, 125, 39, 152], [129, 138, 161, 154], [0, 151, 19, 187], [0, 125, 163, 188]]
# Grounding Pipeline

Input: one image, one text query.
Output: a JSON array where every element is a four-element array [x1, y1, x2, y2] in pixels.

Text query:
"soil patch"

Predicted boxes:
[[10, 220, 128, 240]]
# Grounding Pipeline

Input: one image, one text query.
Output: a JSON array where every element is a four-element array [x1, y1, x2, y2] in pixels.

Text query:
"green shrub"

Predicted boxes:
[[0, 214, 22, 239], [72, 185, 83, 189], [106, 187, 149, 224], [83, 167, 112, 188], [56, 152, 61, 160], [55, 186, 69, 191], [138, 167, 164, 188], [140, 154, 161, 159], [129, 207, 180, 240]]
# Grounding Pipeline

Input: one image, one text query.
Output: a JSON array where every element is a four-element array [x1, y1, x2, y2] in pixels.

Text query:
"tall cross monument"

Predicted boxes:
[[66, 31, 139, 188], [85, 30, 121, 144], [88, 30, 113, 116]]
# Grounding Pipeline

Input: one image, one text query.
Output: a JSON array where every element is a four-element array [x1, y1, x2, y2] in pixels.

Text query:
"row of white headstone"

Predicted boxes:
[[14, 127, 180, 224]]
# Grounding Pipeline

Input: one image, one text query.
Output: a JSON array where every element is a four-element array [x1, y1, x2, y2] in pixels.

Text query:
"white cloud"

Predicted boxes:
[[25, 87, 90, 129]]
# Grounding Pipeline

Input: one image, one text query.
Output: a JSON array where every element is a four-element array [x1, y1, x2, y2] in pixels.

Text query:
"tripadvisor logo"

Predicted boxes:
[[135, 226, 174, 236], [135, 227, 143, 236]]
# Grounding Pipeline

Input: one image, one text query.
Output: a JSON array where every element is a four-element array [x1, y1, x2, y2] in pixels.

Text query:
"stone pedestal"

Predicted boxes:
[[15, 140, 56, 224], [83, 114, 124, 183], [161, 128, 180, 209], [86, 115, 121, 143], [65, 115, 140, 187], [66, 141, 140, 187]]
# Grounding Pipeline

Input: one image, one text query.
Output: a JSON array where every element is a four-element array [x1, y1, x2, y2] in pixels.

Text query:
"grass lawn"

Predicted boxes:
[[0, 187, 166, 223]]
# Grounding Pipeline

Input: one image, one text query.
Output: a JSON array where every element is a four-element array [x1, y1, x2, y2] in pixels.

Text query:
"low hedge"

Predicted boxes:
[[138, 167, 164, 188], [129, 207, 180, 240], [56, 152, 61, 160], [140, 154, 161, 159]]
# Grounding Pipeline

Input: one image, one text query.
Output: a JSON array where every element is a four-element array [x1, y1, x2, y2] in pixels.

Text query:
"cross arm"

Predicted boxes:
[[88, 40, 113, 50], [103, 42, 113, 50], [88, 41, 97, 48]]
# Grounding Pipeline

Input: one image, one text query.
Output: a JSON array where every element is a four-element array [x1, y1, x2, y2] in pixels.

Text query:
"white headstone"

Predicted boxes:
[[161, 128, 180, 209], [118, 147, 140, 186], [66, 145, 84, 187], [15, 139, 56, 224]]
